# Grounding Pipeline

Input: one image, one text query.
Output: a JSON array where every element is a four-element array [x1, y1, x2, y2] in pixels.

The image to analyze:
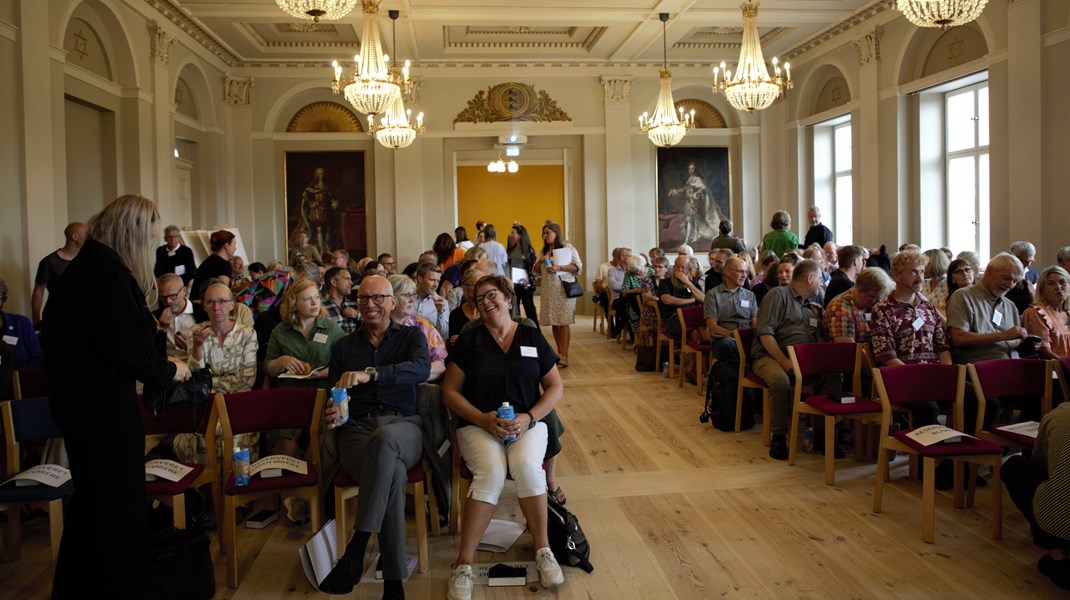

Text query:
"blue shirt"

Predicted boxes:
[[2, 311, 43, 369]]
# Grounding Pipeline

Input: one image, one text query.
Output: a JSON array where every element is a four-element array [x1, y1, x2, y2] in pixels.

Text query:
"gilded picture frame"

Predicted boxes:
[[283, 151, 367, 261], [655, 146, 730, 253]]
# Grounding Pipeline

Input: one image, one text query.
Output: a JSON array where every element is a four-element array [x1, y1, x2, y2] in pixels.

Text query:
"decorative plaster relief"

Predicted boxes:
[[223, 76, 253, 105], [600, 76, 633, 104], [851, 26, 882, 66], [454, 82, 571, 124], [150, 25, 175, 65]]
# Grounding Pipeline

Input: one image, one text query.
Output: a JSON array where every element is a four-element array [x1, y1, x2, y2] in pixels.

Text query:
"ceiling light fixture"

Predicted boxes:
[[487, 153, 518, 173], [638, 13, 694, 147], [712, 2, 792, 113], [896, 0, 988, 29], [367, 10, 424, 149], [276, 0, 356, 23], [331, 1, 411, 116]]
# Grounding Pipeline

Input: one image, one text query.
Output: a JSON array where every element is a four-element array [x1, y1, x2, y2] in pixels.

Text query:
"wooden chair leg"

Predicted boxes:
[[412, 481, 429, 574], [991, 459, 1003, 540], [426, 470, 441, 537], [211, 481, 225, 555], [734, 388, 744, 432], [824, 416, 836, 486], [224, 496, 240, 588], [787, 407, 802, 466], [5, 506, 20, 561], [873, 445, 888, 513], [308, 489, 322, 534], [922, 457, 937, 543], [762, 393, 772, 447], [172, 494, 187, 530], [47, 499, 63, 565], [335, 487, 351, 557]]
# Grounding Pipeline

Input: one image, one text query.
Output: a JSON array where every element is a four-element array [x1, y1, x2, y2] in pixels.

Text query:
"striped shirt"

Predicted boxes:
[[1033, 403, 1070, 539]]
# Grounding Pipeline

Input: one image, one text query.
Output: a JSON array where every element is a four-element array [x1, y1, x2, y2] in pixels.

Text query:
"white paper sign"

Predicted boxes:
[[299, 519, 340, 588], [740, 300, 751, 308], [145, 459, 194, 482], [251, 454, 309, 477], [993, 421, 1039, 439], [174, 265, 186, 276], [992, 311, 1003, 326], [552, 247, 572, 267], [3, 464, 71, 488], [312, 332, 329, 344], [511, 267, 528, 284], [478, 519, 526, 553], [911, 317, 925, 331], [905, 424, 971, 446], [2, 335, 16, 345]]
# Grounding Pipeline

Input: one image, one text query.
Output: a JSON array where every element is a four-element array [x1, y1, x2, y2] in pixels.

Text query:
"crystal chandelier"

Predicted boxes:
[[366, 10, 424, 149], [275, 0, 356, 23], [712, 2, 792, 112], [330, 1, 412, 116], [638, 13, 695, 148], [896, 0, 988, 28]]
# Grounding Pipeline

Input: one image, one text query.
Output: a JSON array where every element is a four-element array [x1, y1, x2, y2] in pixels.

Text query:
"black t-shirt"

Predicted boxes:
[[803, 224, 833, 249], [451, 322, 558, 428], [704, 269, 724, 292], [823, 270, 854, 308], [191, 254, 233, 321], [34, 251, 71, 290]]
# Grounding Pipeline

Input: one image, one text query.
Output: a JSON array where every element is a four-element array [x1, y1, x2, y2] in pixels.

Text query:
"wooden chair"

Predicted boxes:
[[732, 328, 770, 443], [0, 397, 71, 564], [872, 364, 1003, 543], [787, 343, 883, 485], [677, 306, 712, 396], [653, 304, 676, 380], [968, 358, 1055, 451], [334, 461, 439, 574], [12, 369, 48, 400], [217, 388, 325, 588], [140, 400, 221, 531], [592, 295, 606, 334]]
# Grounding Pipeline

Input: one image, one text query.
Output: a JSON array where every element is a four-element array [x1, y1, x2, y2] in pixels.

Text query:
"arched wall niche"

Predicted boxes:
[[174, 78, 197, 120], [63, 17, 111, 80], [895, 19, 994, 86], [674, 99, 726, 128], [795, 62, 854, 121], [264, 81, 354, 133], [171, 61, 218, 128], [56, 0, 140, 89], [921, 27, 988, 78], [664, 80, 741, 129], [287, 101, 363, 133]]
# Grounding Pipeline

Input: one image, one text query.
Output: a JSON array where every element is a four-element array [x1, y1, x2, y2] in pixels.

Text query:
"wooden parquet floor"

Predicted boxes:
[[0, 315, 1061, 599]]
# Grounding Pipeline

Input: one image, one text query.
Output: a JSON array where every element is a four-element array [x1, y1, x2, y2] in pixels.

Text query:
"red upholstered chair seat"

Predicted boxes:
[[804, 395, 882, 416], [145, 464, 206, 496]]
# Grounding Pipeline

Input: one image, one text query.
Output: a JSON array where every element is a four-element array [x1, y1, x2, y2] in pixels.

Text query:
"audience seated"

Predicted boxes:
[[155, 273, 196, 361], [824, 245, 866, 308], [323, 266, 359, 335], [0, 278, 43, 370], [154, 224, 197, 286], [388, 275, 447, 382], [659, 255, 705, 339], [704, 257, 757, 363], [1022, 266, 1070, 359]]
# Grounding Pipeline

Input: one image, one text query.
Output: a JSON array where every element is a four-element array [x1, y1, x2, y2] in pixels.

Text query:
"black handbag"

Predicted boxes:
[[144, 367, 213, 419], [547, 496, 593, 573], [561, 278, 584, 299], [145, 527, 215, 600], [634, 344, 657, 372]]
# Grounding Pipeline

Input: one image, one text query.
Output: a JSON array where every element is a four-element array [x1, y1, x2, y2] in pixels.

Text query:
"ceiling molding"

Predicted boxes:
[[783, 0, 896, 62], [675, 27, 792, 51], [144, 0, 239, 66]]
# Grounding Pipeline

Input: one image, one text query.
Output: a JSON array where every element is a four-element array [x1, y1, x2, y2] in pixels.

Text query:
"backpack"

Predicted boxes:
[[700, 359, 755, 432], [547, 496, 594, 573]]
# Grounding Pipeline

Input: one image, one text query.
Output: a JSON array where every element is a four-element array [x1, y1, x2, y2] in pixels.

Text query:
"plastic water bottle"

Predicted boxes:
[[331, 386, 349, 427], [233, 446, 251, 486], [498, 402, 516, 442], [802, 427, 815, 454]]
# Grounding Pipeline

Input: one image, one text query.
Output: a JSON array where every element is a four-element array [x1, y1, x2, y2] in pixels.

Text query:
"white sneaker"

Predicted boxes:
[[535, 547, 564, 588], [447, 564, 473, 600]]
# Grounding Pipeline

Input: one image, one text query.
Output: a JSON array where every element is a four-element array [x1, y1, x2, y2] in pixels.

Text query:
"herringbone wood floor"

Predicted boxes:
[[0, 315, 1059, 599]]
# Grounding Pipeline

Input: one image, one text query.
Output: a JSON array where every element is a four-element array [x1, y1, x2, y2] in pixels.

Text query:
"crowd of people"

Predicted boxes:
[[7, 196, 1070, 595]]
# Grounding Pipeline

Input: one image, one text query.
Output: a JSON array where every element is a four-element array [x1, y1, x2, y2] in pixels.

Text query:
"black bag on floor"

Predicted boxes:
[[145, 527, 215, 600], [547, 497, 594, 573], [635, 344, 657, 371], [701, 360, 755, 432]]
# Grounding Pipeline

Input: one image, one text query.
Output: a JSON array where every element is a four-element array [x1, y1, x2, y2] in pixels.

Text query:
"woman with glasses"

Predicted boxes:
[[640, 256, 670, 345], [448, 267, 488, 348], [190, 281, 258, 394], [388, 274, 447, 382], [443, 275, 566, 599], [940, 258, 976, 317], [1022, 266, 1070, 359]]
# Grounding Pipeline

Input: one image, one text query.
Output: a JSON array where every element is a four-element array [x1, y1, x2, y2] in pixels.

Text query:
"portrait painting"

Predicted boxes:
[[284, 151, 367, 261], [655, 146, 730, 253]]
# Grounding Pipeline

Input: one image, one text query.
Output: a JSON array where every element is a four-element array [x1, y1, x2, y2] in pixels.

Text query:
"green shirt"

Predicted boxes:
[[762, 229, 799, 258], [265, 317, 345, 388]]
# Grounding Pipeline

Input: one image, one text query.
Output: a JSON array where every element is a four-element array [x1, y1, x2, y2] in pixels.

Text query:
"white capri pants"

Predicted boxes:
[[456, 422, 548, 505]]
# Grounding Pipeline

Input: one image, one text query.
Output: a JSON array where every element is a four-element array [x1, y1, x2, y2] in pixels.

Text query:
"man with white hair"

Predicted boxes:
[[1058, 247, 1070, 272], [677, 244, 694, 256], [1010, 241, 1039, 284]]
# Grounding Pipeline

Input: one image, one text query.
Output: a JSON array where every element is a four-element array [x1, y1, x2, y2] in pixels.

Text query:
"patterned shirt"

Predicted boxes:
[[824, 291, 873, 343], [703, 284, 757, 338], [870, 293, 948, 364], [401, 314, 448, 364], [189, 322, 258, 393], [323, 292, 360, 335]]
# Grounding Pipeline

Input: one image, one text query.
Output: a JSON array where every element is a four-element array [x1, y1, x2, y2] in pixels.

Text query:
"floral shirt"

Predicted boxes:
[[190, 322, 258, 393], [824, 291, 873, 343], [870, 293, 948, 364], [401, 314, 448, 363]]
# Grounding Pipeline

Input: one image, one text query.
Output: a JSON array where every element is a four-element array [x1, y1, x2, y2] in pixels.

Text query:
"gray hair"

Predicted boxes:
[[923, 248, 950, 278], [1058, 246, 1070, 265], [387, 273, 416, 296], [1009, 241, 1036, 262], [985, 252, 1024, 277], [855, 267, 894, 297]]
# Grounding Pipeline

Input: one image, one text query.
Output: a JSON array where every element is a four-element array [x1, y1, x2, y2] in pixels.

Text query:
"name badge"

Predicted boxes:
[[741, 300, 751, 308], [863, 312, 872, 322], [313, 332, 329, 344], [809, 318, 818, 328], [210, 348, 224, 364], [520, 346, 538, 358], [174, 265, 186, 276], [2, 335, 16, 345], [911, 317, 925, 331], [992, 311, 1003, 326]]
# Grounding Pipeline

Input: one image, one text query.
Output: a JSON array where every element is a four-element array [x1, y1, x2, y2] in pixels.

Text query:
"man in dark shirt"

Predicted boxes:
[[153, 225, 197, 286], [802, 206, 834, 249], [31, 221, 86, 325], [659, 255, 705, 338], [824, 245, 866, 307], [319, 275, 430, 596], [703, 248, 732, 292]]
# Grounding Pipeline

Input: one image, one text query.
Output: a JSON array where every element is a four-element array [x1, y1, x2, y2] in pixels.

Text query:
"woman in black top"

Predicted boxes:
[[507, 223, 539, 326], [443, 275, 565, 596], [43, 194, 190, 598], [191, 229, 236, 321]]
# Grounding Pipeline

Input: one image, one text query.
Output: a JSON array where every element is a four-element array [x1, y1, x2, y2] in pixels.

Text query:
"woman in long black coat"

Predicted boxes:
[[43, 194, 190, 598]]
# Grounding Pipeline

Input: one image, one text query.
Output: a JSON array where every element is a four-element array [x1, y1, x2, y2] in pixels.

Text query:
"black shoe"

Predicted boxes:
[[1038, 555, 1070, 590], [769, 435, 788, 461], [814, 433, 845, 459], [319, 556, 361, 595]]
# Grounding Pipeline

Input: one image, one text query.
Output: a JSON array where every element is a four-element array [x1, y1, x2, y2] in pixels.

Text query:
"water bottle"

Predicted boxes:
[[331, 386, 349, 427], [498, 402, 516, 442], [233, 446, 251, 486], [802, 427, 815, 454]]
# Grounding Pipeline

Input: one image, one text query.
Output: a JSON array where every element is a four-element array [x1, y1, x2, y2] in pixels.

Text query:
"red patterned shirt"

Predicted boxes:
[[870, 293, 948, 364], [824, 291, 872, 342]]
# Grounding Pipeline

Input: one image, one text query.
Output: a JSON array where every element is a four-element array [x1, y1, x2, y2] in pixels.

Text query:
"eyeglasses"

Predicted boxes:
[[951, 268, 973, 275], [475, 289, 501, 305], [380, 261, 396, 267], [397, 292, 417, 300], [159, 293, 181, 302], [204, 299, 233, 307], [356, 294, 393, 305]]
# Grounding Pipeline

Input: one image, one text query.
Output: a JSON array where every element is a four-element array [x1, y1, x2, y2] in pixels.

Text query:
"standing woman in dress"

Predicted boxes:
[[43, 194, 191, 598], [533, 221, 582, 367]]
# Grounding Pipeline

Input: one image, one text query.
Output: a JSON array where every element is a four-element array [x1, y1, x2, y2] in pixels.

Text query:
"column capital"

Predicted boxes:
[[850, 25, 882, 67], [600, 76, 633, 104], [149, 24, 175, 66], [223, 76, 254, 105]]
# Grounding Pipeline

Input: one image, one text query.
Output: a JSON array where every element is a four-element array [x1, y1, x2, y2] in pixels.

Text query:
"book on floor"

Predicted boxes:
[[488, 563, 527, 586], [245, 509, 279, 529], [904, 424, 971, 446]]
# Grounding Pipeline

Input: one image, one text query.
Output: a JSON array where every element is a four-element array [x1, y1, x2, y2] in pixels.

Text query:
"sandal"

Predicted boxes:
[[548, 486, 567, 505], [557, 357, 569, 368]]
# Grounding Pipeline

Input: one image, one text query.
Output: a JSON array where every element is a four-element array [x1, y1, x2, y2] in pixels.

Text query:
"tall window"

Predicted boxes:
[[945, 82, 989, 262], [812, 116, 852, 245]]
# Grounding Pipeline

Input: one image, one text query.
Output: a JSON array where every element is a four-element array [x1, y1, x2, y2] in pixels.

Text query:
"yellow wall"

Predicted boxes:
[[456, 165, 564, 242]]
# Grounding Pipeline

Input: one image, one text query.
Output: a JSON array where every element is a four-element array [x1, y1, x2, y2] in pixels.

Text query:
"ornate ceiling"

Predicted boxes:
[[160, 0, 887, 68]]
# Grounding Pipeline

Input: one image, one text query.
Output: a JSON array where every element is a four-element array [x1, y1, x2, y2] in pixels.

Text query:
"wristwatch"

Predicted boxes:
[[524, 412, 537, 430], [364, 367, 378, 382]]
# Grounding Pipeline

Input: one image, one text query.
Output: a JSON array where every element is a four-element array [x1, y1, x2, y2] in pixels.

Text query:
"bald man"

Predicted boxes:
[[32, 221, 87, 325]]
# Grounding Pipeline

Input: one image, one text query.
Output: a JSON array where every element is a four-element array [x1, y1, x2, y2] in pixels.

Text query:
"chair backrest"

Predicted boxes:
[[140, 396, 218, 437], [678, 305, 705, 330], [874, 364, 964, 407], [13, 368, 49, 400], [790, 343, 862, 396], [733, 327, 755, 362], [219, 388, 323, 435], [968, 358, 1054, 419], [2, 397, 62, 474], [1060, 355, 1070, 401]]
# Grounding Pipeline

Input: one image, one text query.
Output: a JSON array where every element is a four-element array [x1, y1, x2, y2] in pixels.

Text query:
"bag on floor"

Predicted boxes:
[[145, 527, 215, 600], [547, 496, 594, 573], [701, 360, 754, 432], [635, 344, 657, 371]]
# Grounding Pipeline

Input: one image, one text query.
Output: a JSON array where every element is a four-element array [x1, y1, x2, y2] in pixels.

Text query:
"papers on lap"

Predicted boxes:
[[905, 424, 972, 445], [2, 464, 71, 488], [992, 421, 1039, 439], [145, 459, 194, 482], [278, 366, 326, 379]]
